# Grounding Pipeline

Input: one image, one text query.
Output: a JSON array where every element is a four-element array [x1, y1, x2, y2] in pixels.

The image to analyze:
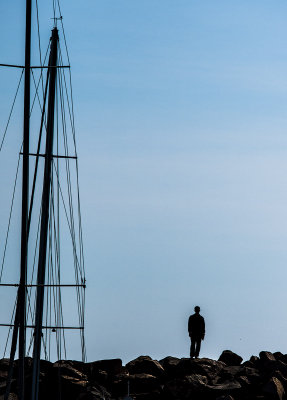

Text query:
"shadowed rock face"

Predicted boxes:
[[1, 350, 287, 400]]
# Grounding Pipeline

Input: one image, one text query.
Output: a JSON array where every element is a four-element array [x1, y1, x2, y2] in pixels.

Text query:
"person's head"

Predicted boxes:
[[194, 306, 200, 314]]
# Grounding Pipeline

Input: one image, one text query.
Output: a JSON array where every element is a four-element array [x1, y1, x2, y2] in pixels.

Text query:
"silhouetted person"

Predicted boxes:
[[188, 306, 205, 359]]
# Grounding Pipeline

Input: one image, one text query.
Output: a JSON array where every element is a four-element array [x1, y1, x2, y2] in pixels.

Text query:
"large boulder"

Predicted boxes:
[[274, 352, 285, 362], [205, 380, 242, 398], [243, 355, 260, 369], [86, 359, 122, 377], [263, 376, 285, 400], [126, 356, 164, 378], [218, 365, 260, 384], [76, 384, 111, 400], [164, 375, 241, 400], [128, 373, 160, 394], [0, 359, 10, 384], [260, 351, 276, 364], [42, 361, 88, 400], [177, 358, 225, 381], [111, 371, 160, 398], [159, 356, 180, 377], [52, 375, 88, 400], [52, 360, 86, 380], [163, 375, 208, 399], [218, 350, 243, 366], [86, 359, 123, 387]]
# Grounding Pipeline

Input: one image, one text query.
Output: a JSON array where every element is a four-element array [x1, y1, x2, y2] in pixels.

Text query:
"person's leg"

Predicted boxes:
[[190, 338, 195, 358], [195, 339, 201, 358]]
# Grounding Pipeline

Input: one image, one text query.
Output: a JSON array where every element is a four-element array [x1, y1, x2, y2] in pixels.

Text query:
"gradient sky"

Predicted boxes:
[[1, 1, 287, 364]]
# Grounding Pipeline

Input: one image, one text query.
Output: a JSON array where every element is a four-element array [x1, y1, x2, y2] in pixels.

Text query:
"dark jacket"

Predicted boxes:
[[188, 313, 205, 339]]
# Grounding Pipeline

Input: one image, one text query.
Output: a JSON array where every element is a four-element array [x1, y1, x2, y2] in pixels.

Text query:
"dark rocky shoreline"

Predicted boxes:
[[1, 350, 286, 399]]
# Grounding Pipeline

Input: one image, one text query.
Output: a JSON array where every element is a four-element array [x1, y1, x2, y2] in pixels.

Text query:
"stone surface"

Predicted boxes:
[[177, 357, 225, 380], [87, 358, 123, 379], [126, 356, 164, 378], [3, 351, 287, 400], [159, 356, 180, 377], [128, 373, 159, 394], [259, 351, 277, 363], [218, 350, 243, 366], [263, 376, 285, 400]]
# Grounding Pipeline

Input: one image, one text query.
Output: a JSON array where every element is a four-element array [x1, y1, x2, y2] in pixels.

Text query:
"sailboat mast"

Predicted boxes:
[[31, 27, 59, 400], [19, 0, 32, 397]]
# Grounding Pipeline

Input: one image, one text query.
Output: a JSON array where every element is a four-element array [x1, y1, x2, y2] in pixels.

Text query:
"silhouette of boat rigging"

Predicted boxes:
[[0, 1, 86, 399]]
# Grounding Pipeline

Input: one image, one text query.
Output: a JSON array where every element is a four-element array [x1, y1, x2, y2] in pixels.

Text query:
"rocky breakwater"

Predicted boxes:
[[1, 350, 287, 399]]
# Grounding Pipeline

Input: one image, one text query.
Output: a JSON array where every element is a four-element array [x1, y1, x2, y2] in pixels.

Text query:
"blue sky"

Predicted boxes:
[[1, 1, 287, 363]]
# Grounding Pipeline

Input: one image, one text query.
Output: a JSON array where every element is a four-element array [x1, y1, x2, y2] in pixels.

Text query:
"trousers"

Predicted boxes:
[[190, 336, 201, 358]]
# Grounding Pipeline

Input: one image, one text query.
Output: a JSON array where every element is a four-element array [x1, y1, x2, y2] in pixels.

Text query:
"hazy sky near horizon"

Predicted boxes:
[[1, 0, 287, 363]]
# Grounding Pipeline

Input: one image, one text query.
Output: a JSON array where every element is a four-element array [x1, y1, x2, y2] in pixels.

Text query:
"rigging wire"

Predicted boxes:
[[0, 0, 86, 363], [56, 0, 70, 65], [0, 151, 21, 282], [59, 48, 85, 281], [0, 70, 24, 154], [29, 42, 50, 118], [3, 298, 17, 357], [57, 71, 85, 358], [60, 50, 85, 279]]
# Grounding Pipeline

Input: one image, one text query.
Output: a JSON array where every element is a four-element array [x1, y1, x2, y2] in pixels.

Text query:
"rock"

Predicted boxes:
[[245, 355, 261, 369], [272, 370, 287, 394], [217, 365, 243, 382], [110, 372, 160, 398], [218, 365, 260, 384], [195, 358, 225, 380], [242, 367, 261, 385], [131, 390, 162, 400], [218, 350, 243, 366], [250, 355, 260, 363], [176, 357, 225, 381], [274, 352, 285, 362], [0, 359, 10, 383], [109, 371, 130, 397], [76, 384, 111, 400], [267, 361, 287, 377], [205, 380, 242, 397], [237, 374, 251, 387], [159, 356, 180, 377], [164, 376, 207, 399], [5, 351, 287, 400], [87, 359, 123, 378], [53, 375, 88, 400], [263, 376, 285, 400], [52, 360, 86, 380], [128, 373, 159, 394], [186, 373, 208, 389], [0, 394, 18, 400], [126, 356, 164, 378], [165, 376, 241, 400], [86, 359, 124, 387], [260, 351, 276, 363]]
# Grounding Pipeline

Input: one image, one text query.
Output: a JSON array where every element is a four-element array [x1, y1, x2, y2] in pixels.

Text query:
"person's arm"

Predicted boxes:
[[201, 317, 205, 340], [188, 316, 192, 336]]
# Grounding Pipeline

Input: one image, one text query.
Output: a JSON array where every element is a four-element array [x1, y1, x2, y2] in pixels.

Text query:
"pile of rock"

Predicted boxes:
[[1, 350, 287, 399]]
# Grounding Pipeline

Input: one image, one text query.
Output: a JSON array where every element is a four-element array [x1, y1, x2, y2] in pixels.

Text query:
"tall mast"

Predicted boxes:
[[4, 2, 32, 399], [31, 27, 59, 400], [19, 0, 32, 397]]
